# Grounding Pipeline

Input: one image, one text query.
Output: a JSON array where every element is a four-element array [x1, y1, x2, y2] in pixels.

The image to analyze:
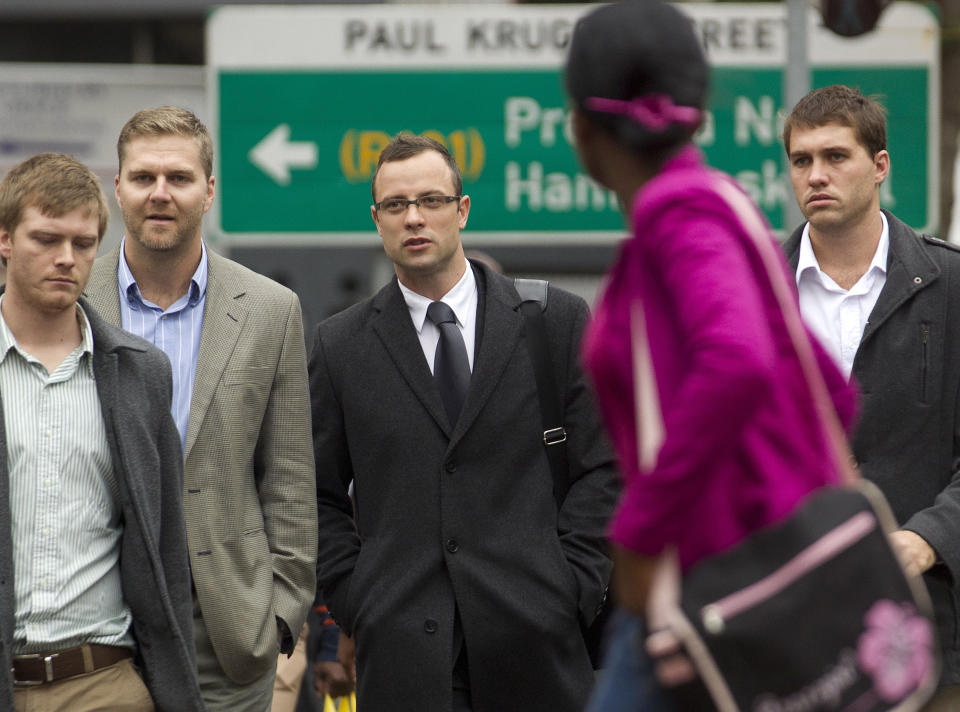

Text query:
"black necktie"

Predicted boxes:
[[427, 301, 471, 426]]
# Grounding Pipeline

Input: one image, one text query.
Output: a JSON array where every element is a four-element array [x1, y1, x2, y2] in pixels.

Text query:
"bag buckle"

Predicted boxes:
[[543, 427, 567, 446]]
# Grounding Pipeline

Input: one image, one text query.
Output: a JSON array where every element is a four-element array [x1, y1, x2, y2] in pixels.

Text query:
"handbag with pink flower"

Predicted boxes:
[[638, 177, 941, 712]]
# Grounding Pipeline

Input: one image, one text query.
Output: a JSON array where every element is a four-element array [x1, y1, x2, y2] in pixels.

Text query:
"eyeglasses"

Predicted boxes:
[[374, 195, 460, 215]]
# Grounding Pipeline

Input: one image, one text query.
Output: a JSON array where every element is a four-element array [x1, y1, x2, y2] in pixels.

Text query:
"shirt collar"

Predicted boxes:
[[796, 212, 889, 289], [0, 297, 17, 363], [399, 262, 477, 333], [0, 295, 94, 368], [75, 302, 95, 356], [119, 238, 209, 308]]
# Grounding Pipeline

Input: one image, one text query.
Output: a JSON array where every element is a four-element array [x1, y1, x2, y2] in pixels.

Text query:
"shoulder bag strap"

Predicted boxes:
[[515, 278, 570, 507], [710, 178, 859, 486]]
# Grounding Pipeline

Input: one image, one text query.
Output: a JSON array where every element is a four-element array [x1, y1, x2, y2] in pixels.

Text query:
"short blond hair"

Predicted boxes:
[[117, 106, 213, 178], [0, 153, 108, 239]]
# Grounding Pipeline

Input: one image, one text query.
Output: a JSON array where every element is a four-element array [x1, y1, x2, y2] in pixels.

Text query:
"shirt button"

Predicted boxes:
[[44, 430, 51, 438], [424, 619, 438, 634], [445, 539, 459, 554]]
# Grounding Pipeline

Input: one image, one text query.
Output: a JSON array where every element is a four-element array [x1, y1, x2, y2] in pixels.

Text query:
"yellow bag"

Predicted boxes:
[[323, 693, 356, 712]]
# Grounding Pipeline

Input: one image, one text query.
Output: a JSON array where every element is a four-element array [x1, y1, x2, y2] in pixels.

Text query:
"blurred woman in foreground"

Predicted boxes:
[[565, 2, 856, 708]]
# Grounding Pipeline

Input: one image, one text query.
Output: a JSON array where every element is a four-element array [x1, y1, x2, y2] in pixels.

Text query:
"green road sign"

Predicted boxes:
[[208, 3, 938, 244]]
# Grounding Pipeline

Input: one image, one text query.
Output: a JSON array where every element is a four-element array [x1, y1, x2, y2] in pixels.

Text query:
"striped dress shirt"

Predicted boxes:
[[0, 300, 134, 654], [118, 239, 207, 449]]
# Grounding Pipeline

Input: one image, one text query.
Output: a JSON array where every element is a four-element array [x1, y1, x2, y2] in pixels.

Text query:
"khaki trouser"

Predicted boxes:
[[271, 623, 309, 712], [13, 658, 154, 712]]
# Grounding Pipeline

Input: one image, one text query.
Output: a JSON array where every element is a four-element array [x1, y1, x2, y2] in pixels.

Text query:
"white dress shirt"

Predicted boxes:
[[796, 212, 889, 380], [399, 262, 478, 374]]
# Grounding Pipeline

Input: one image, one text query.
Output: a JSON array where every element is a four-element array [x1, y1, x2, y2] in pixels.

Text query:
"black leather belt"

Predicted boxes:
[[12, 644, 134, 686]]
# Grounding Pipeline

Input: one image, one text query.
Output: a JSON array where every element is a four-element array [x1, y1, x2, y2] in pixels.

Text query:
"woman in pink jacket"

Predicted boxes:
[[566, 2, 856, 708]]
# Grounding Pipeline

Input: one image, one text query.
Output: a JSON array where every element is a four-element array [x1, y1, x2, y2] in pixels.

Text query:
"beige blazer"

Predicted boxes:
[[85, 245, 317, 684]]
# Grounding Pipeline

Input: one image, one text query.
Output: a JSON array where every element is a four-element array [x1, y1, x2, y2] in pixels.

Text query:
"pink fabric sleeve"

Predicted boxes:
[[610, 202, 777, 554]]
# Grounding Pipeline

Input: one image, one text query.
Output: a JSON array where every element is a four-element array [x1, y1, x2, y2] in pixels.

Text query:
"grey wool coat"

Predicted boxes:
[[310, 261, 619, 712], [0, 299, 205, 711], [785, 211, 960, 683]]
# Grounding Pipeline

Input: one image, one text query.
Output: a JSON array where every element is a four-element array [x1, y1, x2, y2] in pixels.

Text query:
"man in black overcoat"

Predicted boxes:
[[310, 134, 618, 712]]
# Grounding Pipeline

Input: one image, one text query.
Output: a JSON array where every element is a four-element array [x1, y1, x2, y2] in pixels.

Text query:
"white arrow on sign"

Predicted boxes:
[[248, 124, 318, 185]]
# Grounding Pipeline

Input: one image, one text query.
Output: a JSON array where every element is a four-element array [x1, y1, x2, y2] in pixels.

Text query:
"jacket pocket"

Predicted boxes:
[[919, 323, 930, 405]]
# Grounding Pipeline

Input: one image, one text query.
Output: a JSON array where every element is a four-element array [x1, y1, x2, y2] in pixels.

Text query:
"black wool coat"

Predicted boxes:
[[310, 261, 619, 712]]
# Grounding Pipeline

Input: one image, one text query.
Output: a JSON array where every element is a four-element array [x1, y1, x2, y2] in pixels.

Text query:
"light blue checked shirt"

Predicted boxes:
[[118, 239, 207, 450], [0, 300, 134, 654]]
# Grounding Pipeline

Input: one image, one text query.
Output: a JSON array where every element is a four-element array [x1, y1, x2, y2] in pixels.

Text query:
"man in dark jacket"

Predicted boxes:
[[310, 134, 618, 712], [783, 85, 960, 707], [0, 153, 204, 711]]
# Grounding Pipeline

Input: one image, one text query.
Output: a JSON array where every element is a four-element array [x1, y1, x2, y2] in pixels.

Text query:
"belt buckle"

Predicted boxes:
[[12, 652, 57, 686]]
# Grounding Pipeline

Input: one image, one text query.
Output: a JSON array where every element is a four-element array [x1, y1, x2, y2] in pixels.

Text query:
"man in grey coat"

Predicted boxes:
[[783, 85, 960, 707], [0, 153, 203, 711], [310, 134, 619, 712]]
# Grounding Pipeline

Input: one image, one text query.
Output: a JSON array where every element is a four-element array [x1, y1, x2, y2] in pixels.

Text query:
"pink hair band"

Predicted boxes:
[[585, 95, 701, 132]]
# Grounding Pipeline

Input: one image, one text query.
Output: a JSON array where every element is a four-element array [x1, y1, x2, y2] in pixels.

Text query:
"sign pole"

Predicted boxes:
[[784, 0, 810, 235]]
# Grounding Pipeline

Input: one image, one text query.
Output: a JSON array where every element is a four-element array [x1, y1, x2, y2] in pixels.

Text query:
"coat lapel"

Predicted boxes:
[[86, 309, 136, 509], [859, 212, 938, 347], [783, 212, 938, 353], [185, 254, 247, 459], [83, 245, 123, 326], [448, 264, 523, 447], [371, 281, 451, 434], [370, 264, 523, 443]]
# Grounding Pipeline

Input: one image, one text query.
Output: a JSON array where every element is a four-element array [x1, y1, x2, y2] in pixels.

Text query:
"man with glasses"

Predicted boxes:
[[309, 133, 618, 712]]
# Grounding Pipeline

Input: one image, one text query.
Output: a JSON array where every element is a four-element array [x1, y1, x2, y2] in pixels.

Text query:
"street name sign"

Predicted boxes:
[[207, 3, 938, 245]]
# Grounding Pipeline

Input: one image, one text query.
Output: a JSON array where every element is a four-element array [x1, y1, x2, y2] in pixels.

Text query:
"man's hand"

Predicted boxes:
[[313, 660, 353, 699], [611, 544, 662, 615], [637, 548, 697, 688], [889, 530, 937, 577], [337, 632, 356, 687]]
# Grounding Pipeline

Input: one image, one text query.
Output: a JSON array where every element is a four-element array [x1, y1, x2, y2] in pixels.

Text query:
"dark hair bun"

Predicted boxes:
[[565, 0, 708, 153]]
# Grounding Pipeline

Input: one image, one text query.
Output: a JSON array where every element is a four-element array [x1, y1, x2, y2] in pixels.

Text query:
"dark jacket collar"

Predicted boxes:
[[369, 260, 525, 442], [784, 210, 939, 344]]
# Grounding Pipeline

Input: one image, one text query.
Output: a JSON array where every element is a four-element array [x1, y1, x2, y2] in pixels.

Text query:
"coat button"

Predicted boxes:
[[445, 538, 459, 553], [424, 619, 438, 634], [445, 461, 457, 473]]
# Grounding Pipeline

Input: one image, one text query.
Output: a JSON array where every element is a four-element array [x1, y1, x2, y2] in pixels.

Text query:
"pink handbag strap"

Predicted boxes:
[[710, 177, 859, 487]]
